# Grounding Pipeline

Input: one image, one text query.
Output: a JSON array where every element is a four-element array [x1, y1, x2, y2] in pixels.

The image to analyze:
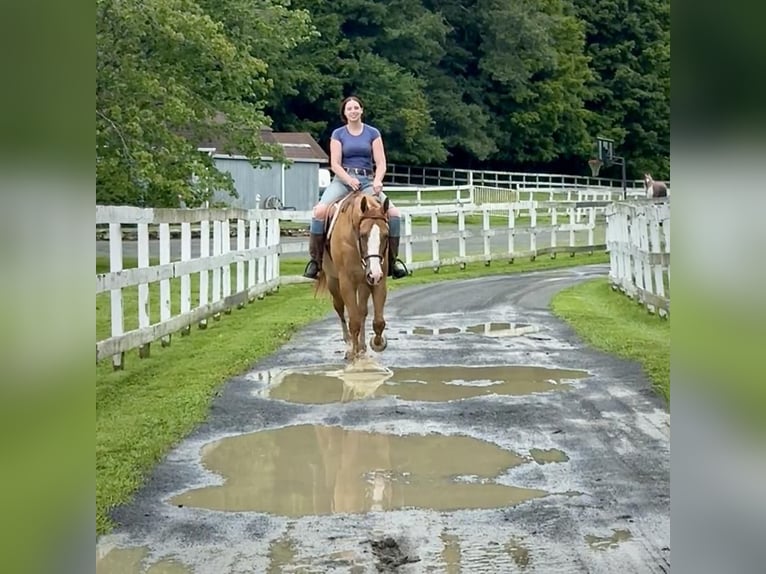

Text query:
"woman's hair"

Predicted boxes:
[[340, 96, 363, 121]]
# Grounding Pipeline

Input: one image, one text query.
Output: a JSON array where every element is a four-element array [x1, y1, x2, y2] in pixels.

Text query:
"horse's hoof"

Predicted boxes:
[[370, 335, 387, 352]]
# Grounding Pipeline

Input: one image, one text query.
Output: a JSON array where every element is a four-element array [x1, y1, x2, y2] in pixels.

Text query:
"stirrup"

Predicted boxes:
[[303, 260, 320, 279]]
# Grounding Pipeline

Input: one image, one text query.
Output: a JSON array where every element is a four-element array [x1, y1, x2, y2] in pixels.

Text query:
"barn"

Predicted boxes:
[[203, 129, 329, 211]]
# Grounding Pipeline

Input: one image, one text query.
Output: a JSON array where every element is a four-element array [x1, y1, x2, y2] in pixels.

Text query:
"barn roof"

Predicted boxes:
[[196, 123, 328, 163], [270, 132, 329, 163]]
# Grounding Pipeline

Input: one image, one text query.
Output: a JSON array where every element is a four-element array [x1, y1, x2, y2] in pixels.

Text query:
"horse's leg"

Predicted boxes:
[[338, 276, 360, 361], [357, 284, 372, 357], [328, 275, 350, 343], [369, 284, 388, 352]]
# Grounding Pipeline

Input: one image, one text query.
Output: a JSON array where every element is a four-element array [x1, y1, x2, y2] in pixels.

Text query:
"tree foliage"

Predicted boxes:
[[97, 0, 670, 206], [96, 0, 314, 206]]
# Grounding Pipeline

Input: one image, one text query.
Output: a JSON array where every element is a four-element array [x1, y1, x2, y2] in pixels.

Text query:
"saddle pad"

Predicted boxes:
[[326, 193, 354, 242]]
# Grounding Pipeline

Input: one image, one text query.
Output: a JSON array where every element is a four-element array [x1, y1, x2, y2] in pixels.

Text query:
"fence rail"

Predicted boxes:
[[97, 190, 666, 367], [96, 205, 282, 368], [605, 201, 671, 316], [386, 164, 651, 193]]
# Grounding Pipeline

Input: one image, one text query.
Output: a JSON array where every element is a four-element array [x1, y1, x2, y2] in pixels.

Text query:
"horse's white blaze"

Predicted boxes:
[[366, 225, 384, 279]]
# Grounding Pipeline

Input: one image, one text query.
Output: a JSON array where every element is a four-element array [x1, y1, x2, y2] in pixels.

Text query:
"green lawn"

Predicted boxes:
[[551, 278, 670, 403], [97, 251, 611, 534]]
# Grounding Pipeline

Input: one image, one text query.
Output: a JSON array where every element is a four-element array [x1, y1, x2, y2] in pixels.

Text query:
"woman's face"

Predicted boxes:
[[344, 99, 363, 122]]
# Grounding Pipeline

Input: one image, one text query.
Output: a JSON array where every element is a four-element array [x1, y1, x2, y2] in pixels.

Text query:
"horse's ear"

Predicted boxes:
[[383, 197, 390, 213], [360, 196, 368, 213]]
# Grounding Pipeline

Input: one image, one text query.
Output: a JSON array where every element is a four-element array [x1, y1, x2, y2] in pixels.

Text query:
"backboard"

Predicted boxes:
[[596, 136, 614, 162]]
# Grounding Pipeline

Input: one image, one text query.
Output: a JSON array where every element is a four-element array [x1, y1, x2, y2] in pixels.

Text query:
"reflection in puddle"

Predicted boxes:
[[169, 425, 547, 516], [408, 322, 539, 338], [585, 529, 632, 551], [440, 532, 462, 574], [266, 527, 364, 572], [506, 538, 531, 568], [264, 364, 586, 404], [96, 547, 190, 574], [266, 531, 298, 574], [529, 448, 570, 464], [466, 322, 538, 337]]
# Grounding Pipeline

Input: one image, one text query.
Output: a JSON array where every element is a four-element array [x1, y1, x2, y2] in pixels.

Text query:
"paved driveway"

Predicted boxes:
[[97, 264, 669, 573]]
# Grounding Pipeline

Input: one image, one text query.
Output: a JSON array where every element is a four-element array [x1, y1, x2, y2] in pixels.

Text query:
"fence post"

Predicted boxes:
[[199, 218, 210, 328], [507, 204, 515, 260], [431, 211, 440, 268], [180, 221, 191, 335], [137, 222, 151, 357], [404, 213, 413, 268], [482, 207, 491, 264], [109, 222, 124, 369], [458, 207, 466, 265], [159, 223, 172, 345], [212, 218, 222, 320]]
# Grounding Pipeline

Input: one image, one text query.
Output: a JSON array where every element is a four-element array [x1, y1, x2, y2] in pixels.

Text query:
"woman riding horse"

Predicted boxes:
[[303, 96, 408, 280]]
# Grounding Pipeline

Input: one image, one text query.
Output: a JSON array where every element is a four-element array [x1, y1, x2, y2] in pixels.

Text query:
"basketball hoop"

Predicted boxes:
[[588, 158, 603, 177]]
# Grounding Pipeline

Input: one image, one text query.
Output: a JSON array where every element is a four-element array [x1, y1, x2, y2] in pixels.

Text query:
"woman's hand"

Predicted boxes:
[[347, 177, 362, 192], [372, 179, 384, 195]]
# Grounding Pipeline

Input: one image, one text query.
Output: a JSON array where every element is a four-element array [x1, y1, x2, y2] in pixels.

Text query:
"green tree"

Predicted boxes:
[[96, 0, 314, 206], [574, 0, 670, 178], [475, 0, 593, 166], [266, 0, 449, 164]]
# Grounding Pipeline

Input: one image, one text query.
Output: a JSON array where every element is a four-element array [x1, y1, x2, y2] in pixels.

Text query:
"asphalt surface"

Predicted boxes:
[[96, 264, 670, 573]]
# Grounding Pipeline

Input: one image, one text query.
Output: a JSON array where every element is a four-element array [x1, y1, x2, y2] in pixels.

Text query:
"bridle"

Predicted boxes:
[[356, 213, 389, 269]]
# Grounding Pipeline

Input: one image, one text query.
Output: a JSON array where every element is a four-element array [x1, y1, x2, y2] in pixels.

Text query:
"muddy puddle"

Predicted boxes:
[[259, 362, 587, 404], [96, 546, 190, 574], [406, 322, 540, 338], [439, 531, 532, 571], [530, 448, 570, 464], [169, 424, 547, 516], [585, 529, 632, 551]]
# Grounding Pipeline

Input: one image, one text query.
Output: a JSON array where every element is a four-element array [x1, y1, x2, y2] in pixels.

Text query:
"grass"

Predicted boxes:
[[96, 251, 609, 534], [550, 278, 670, 403]]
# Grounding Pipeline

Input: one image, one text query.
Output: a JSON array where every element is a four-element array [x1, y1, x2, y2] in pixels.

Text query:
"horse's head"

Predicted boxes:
[[357, 195, 390, 286], [644, 173, 653, 187]]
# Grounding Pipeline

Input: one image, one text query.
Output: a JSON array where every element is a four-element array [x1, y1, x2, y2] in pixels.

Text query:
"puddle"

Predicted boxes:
[[440, 532, 461, 574], [506, 538, 531, 568], [169, 425, 547, 516], [96, 547, 190, 574], [267, 532, 298, 574], [266, 527, 364, 572], [585, 529, 632, 551], [264, 364, 586, 404], [408, 322, 539, 338], [465, 322, 539, 337], [529, 448, 570, 464]]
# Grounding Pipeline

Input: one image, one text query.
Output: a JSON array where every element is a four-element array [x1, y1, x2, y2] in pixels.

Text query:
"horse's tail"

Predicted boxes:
[[314, 269, 328, 296]]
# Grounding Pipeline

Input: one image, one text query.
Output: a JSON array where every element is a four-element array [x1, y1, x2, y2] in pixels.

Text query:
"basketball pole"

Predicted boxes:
[[619, 157, 627, 200], [595, 136, 627, 200]]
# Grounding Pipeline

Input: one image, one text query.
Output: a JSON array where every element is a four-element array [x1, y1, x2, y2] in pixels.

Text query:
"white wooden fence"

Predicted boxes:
[[386, 164, 651, 194], [97, 195, 614, 366], [605, 200, 671, 316], [96, 205, 283, 368]]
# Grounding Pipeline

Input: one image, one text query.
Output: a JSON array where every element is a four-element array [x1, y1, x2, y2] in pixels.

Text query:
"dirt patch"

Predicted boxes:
[[369, 537, 420, 572]]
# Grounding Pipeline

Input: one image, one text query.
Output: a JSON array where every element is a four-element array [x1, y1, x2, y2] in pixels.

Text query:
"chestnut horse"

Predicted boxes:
[[316, 194, 390, 360], [644, 173, 669, 198]]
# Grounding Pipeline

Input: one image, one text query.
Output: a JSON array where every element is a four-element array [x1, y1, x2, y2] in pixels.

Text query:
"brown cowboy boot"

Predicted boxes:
[[388, 236, 408, 279], [303, 233, 325, 279]]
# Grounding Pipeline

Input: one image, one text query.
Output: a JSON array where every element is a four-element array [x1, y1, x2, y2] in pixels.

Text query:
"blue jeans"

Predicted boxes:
[[311, 176, 400, 237]]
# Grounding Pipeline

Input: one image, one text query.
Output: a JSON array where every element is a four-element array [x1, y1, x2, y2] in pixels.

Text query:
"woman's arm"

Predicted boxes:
[[330, 139, 355, 187], [371, 136, 387, 194]]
